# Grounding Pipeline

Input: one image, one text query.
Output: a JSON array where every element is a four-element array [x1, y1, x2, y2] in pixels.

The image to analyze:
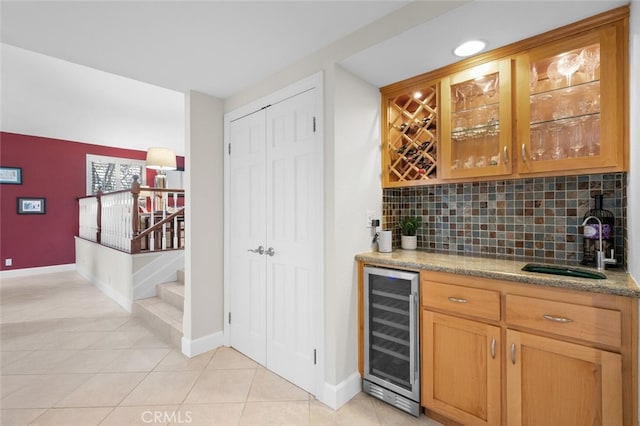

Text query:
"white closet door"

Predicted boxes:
[[265, 88, 320, 394], [228, 87, 320, 395], [229, 110, 268, 365]]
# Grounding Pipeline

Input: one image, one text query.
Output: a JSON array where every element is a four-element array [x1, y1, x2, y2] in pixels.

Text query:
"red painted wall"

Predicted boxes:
[[0, 132, 184, 271]]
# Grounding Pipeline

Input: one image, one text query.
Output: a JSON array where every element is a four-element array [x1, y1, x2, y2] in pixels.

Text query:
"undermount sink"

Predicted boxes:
[[521, 263, 606, 280]]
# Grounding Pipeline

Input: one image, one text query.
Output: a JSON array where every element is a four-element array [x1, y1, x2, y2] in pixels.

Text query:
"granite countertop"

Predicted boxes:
[[355, 250, 640, 298]]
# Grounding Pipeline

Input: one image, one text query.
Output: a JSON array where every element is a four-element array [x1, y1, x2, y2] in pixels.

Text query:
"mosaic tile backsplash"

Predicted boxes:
[[382, 173, 627, 268]]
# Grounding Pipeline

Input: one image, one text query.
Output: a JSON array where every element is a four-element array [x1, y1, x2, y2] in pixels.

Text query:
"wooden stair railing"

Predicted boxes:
[[131, 208, 185, 253], [78, 175, 185, 254]]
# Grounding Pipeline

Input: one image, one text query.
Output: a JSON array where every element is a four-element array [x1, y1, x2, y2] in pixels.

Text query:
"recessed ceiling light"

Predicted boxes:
[[454, 40, 486, 57]]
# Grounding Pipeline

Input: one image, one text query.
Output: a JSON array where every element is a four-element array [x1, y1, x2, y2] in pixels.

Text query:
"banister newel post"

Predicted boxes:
[[96, 188, 103, 243], [131, 175, 141, 253]]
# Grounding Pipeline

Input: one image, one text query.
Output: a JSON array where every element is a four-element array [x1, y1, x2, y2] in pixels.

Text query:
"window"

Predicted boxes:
[[86, 154, 146, 195]]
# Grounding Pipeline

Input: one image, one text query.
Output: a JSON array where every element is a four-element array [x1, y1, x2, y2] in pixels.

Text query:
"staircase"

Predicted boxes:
[[133, 269, 184, 348]]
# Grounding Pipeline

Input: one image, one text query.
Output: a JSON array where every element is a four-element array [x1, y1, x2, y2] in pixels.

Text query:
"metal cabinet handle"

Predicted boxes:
[[510, 343, 516, 364], [248, 245, 264, 255], [543, 314, 573, 323], [521, 143, 527, 162], [503, 146, 509, 164], [447, 296, 468, 304], [265, 247, 275, 257], [490, 338, 496, 359]]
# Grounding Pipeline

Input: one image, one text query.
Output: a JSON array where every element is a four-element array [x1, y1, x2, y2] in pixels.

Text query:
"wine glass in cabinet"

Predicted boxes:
[[441, 59, 512, 179], [382, 83, 439, 187], [516, 23, 625, 175]]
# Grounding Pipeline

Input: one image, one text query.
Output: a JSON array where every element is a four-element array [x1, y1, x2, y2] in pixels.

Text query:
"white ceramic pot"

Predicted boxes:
[[401, 235, 417, 250]]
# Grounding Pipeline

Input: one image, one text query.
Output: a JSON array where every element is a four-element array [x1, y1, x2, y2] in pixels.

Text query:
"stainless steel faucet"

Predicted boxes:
[[581, 215, 616, 270]]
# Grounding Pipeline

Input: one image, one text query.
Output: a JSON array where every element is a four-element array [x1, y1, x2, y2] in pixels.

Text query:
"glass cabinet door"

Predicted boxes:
[[516, 25, 623, 174], [441, 60, 512, 179], [383, 84, 439, 187]]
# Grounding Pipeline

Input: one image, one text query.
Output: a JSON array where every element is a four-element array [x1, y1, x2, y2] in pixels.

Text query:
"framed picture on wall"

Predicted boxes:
[[17, 197, 46, 214], [0, 167, 22, 184]]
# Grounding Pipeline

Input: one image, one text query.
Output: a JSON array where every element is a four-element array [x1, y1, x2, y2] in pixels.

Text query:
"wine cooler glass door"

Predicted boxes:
[[363, 266, 419, 402]]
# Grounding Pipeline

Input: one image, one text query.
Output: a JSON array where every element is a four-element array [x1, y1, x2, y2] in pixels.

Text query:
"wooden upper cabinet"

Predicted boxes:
[[441, 59, 512, 180], [382, 81, 439, 187], [515, 20, 627, 175], [380, 6, 628, 187]]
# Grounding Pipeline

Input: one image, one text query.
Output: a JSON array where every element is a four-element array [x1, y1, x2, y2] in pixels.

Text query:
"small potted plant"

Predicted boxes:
[[399, 216, 420, 250]]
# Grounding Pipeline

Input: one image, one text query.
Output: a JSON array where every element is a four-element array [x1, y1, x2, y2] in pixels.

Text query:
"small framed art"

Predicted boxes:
[[0, 167, 22, 184], [17, 197, 46, 214]]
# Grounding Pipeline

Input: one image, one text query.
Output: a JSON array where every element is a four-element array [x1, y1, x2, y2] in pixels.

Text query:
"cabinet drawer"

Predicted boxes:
[[422, 281, 501, 321], [506, 294, 621, 348]]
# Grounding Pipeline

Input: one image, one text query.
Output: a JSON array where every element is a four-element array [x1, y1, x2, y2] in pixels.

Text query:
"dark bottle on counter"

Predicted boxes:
[[581, 193, 615, 266]]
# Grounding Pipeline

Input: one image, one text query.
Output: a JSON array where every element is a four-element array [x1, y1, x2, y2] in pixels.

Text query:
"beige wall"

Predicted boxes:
[[329, 64, 383, 382], [184, 91, 224, 341]]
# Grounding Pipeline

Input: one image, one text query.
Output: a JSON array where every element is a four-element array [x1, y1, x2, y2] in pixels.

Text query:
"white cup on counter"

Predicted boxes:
[[378, 230, 392, 253]]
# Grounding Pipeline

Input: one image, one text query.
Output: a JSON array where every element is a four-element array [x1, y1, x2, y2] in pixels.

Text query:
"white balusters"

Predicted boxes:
[[100, 191, 133, 252], [78, 187, 184, 253], [78, 197, 99, 241], [172, 192, 179, 249], [149, 190, 156, 251]]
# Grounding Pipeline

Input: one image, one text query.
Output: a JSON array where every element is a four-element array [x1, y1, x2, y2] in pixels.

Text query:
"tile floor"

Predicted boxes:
[[1, 271, 442, 425]]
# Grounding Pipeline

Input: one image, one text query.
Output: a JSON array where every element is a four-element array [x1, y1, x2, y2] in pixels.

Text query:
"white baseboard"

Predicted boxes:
[[318, 372, 362, 410], [0, 263, 76, 280], [182, 331, 224, 357], [76, 267, 132, 313], [93, 280, 132, 313]]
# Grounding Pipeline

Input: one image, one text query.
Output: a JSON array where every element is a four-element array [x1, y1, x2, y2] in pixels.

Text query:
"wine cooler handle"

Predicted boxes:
[[409, 293, 418, 384], [490, 338, 496, 359], [521, 143, 527, 163], [503, 146, 509, 164], [510, 343, 516, 364]]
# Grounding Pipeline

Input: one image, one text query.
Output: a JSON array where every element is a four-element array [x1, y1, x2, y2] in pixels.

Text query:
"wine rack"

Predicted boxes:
[[385, 85, 438, 186]]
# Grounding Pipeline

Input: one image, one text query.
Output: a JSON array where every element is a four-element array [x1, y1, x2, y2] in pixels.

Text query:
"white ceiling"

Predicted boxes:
[[1, 0, 625, 97], [0, 0, 412, 98], [0, 0, 627, 154]]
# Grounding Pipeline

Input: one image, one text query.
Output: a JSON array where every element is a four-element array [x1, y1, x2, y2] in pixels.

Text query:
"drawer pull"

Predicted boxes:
[[490, 338, 496, 359], [510, 343, 516, 365], [447, 296, 468, 304], [543, 314, 573, 323]]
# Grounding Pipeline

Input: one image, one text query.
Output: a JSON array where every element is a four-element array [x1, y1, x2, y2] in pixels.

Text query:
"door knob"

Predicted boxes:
[[248, 245, 265, 255], [265, 247, 275, 257]]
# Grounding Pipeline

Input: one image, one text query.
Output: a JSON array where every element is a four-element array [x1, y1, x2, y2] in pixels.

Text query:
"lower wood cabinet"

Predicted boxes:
[[422, 311, 501, 426], [506, 329, 623, 426], [418, 270, 636, 426]]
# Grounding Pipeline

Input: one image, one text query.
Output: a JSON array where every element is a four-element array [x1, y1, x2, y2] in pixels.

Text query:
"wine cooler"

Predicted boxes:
[[363, 266, 420, 416]]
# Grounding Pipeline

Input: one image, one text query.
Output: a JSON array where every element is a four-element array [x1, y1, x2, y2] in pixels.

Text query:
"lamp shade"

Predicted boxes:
[[146, 147, 177, 171]]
